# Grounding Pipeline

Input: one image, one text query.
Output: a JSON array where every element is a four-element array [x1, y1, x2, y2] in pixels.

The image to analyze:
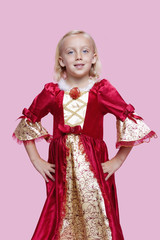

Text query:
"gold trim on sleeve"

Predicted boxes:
[[116, 115, 151, 143], [13, 118, 49, 141]]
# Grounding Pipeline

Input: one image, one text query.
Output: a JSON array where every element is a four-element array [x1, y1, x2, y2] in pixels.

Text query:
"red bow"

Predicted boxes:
[[58, 123, 82, 134], [124, 104, 143, 123], [17, 115, 32, 122]]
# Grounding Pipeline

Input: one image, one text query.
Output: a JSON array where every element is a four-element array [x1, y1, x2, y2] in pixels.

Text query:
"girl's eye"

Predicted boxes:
[[68, 51, 74, 54], [67, 49, 89, 54]]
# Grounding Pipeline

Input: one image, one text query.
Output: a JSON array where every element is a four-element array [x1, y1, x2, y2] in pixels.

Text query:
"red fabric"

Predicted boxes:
[[57, 123, 82, 134], [122, 104, 144, 123], [13, 79, 156, 240]]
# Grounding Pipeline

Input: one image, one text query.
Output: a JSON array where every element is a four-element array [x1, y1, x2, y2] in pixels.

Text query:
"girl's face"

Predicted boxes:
[[58, 34, 97, 80]]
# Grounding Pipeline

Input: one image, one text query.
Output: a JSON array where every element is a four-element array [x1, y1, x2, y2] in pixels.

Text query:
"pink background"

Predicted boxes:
[[1, 0, 159, 239]]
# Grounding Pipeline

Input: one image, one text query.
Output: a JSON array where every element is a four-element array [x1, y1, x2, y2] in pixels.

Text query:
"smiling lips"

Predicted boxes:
[[74, 64, 85, 69]]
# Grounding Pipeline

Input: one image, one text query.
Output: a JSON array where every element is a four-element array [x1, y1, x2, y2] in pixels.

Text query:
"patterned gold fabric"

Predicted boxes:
[[116, 114, 151, 143], [59, 134, 112, 240], [13, 118, 49, 141]]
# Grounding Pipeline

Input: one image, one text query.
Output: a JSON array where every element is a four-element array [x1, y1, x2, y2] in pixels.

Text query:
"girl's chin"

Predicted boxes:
[[68, 69, 90, 78], [69, 73, 90, 79]]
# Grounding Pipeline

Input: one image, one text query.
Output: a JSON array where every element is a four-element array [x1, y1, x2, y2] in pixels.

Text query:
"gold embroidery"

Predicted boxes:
[[13, 118, 49, 141], [116, 115, 151, 143], [59, 134, 112, 240]]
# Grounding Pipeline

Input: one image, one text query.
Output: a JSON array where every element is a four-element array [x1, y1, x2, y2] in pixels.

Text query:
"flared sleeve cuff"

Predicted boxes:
[[116, 114, 157, 148], [12, 117, 53, 144]]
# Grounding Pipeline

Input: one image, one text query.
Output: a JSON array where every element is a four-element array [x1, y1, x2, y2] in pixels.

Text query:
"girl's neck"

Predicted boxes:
[[58, 76, 99, 92], [64, 75, 91, 88]]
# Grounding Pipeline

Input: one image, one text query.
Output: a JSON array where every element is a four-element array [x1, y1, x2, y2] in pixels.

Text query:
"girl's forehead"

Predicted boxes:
[[61, 34, 93, 50]]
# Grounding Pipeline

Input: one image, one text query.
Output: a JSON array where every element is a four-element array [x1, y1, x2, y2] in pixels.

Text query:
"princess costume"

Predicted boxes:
[[12, 77, 157, 240]]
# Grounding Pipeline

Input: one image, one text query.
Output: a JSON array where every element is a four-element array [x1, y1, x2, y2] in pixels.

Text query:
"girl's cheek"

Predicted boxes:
[[66, 56, 75, 63]]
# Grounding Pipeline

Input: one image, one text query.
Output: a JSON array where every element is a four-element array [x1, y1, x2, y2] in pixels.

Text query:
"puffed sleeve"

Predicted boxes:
[[12, 82, 56, 144], [97, 79, 157, 148]]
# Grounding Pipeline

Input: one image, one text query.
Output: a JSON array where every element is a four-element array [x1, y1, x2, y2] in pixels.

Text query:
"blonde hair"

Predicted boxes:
[[54, 30, 102, 82]]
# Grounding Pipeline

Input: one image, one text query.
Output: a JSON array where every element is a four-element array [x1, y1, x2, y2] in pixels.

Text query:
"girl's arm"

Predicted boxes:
[[101, 146, 133, 181], [23, 141, 55, 182], [115, 146, 133, 164], [98, 79, 156, 180]]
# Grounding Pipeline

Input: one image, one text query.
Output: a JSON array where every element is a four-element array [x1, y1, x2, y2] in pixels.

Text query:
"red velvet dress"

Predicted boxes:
[[13, 78, 157, 240]]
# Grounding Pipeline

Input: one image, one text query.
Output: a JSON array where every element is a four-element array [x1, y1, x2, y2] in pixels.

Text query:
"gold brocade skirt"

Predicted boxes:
[[59, 134, 112, 240]]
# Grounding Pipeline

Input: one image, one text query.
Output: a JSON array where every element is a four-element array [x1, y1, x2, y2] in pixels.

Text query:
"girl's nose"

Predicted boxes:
[[76, 51, 82, 60]]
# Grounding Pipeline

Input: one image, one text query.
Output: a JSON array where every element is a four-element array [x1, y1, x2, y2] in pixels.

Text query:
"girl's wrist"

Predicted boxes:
[[114, 154, 125, 165], [30, 155, 41, 163], [115, 146, 133, 165]]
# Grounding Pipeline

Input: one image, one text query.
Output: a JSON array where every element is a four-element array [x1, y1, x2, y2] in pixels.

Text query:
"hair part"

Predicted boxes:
[[53, 30, 102, 82]]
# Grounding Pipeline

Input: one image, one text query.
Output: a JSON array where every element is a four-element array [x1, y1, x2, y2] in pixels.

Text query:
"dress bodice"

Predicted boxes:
[[58, 77, 99, 129], [63, 91, 89, 129]]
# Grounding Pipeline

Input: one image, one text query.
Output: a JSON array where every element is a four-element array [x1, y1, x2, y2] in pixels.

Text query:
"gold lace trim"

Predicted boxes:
[[116, 116, 151, 142], [13, 118, 49, 141]]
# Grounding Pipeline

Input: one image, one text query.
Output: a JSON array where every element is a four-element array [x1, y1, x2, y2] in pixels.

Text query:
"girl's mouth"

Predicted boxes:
[[74, 64, 85, 69]]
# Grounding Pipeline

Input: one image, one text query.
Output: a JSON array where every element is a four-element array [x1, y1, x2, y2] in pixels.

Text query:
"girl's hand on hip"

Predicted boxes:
[[31, 157, 55, 183], [101, 157, 123, 181]]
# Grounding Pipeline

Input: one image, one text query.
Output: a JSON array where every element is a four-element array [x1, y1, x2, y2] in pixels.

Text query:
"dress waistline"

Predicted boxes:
[[58, 123, 82, 135]]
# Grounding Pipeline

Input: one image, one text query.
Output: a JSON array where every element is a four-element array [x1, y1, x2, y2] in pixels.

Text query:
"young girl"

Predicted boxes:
[[13, 30, 157, 240]]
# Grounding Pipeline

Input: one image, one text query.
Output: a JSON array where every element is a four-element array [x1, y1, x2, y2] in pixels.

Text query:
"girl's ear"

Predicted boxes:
[[58, 56, 65, 67], [91, 53, 97, 64]]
